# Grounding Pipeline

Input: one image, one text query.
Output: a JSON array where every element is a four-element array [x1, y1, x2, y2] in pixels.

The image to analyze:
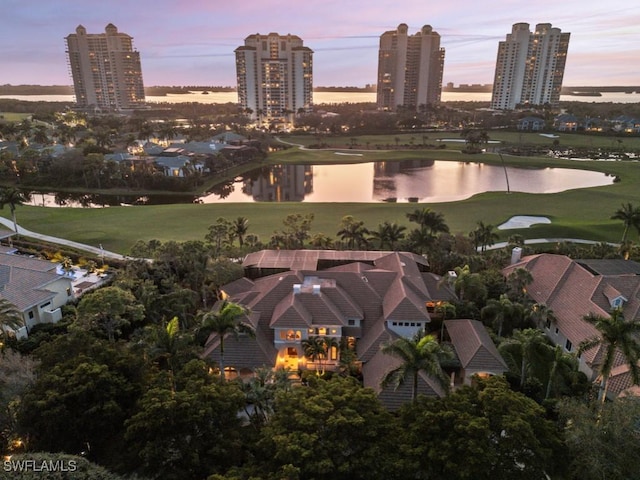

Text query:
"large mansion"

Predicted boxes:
[[204, 250, 507, 406]]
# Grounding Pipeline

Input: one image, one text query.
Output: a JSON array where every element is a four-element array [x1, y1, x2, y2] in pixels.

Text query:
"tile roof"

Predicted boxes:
[[444, 319, 508, 373], [242, 249, 428, 271], [363, 341, 448, 410], [0, 253, 68, 311], [207, 250, 470, 406], [503, 254, 640, 392]]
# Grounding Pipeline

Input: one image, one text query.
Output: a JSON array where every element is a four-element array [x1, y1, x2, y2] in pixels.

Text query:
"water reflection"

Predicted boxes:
[[27, 161, 613, 207], [203, 161, 613, 203], [243, 164, 313, 201]]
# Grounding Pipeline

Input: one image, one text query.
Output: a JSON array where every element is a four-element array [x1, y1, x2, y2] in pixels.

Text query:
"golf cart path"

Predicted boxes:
[[0, 217, 126, 260]]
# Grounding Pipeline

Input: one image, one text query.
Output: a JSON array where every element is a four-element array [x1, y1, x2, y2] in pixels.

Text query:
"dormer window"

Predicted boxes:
[[611, 296, 625, 309], [603, 285, 627, 310]]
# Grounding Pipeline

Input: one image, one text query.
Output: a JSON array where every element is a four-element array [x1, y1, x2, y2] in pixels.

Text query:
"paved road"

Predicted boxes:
[[486, 238, 619, 251], [0, 217, 126, 260]]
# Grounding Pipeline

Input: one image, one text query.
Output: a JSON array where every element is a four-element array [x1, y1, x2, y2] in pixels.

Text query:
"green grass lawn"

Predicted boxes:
[[2, 131, 639, 254], [0, 112, 32, 122], [282, 130, 640, 150]]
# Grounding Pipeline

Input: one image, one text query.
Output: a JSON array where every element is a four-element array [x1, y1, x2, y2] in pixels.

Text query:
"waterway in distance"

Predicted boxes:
[[2, 91, 640, 104]]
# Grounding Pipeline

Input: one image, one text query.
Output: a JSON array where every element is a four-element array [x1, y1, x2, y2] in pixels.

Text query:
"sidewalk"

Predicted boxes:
[[0, 217, 126, 260], [486, 238, 619, 251]]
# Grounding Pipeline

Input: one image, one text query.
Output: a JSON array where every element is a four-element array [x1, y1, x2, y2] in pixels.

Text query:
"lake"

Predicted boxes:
[[27, 160, 614, 207]]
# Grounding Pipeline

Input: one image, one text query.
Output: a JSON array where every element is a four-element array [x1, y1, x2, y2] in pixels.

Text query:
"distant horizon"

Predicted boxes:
[[3, 83, 640, 89], [2, 1, 639, 87]]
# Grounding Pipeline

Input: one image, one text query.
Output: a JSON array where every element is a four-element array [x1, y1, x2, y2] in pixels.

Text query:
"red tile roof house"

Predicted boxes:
[[204, 249, 507, 407], [503, 253, 640, 399]]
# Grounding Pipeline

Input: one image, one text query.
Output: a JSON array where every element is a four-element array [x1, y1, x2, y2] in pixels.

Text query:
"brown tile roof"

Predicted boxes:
[[221, 277, 255, 296], [576, 258, 640, 276], [242, 249, 428, 271], [422, 272, 457, 302], [363, 343, 447, 410], [0, 255, 67, 311], [361, 269, 397, 297], [270, 293, 313, 328], [357, 315, 392, 362], [503, 254, 640, 376], [444, 319, 508, 373]]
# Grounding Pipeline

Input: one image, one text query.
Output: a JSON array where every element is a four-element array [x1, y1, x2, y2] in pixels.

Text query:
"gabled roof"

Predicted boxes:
[[0, 253, 70, 311], [382, 277, 431, 321], [363, 335, 448, 410], [503, 254, 640, 372], [270, 294, 312, 328], [445, 319, 508, 373]]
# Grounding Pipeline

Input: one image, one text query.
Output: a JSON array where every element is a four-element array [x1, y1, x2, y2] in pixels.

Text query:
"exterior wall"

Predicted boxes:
[[386, 320, 428, 338], [543, 318, 595, 380], [236, 33, 313, 124], [21, 277, 73, 331], [66, 24, 145, 111], [491, 23, 569, 110], [377, 24, 444, 111]]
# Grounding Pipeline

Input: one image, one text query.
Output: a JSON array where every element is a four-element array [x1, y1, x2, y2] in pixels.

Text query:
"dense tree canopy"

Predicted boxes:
[[399, 376, 565, 480], [254, 376, 404, 480]]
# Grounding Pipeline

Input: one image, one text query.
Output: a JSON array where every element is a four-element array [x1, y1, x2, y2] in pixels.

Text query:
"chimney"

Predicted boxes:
[[312, 284, 321, 295], [511, 247, 522, 265], [293, 284, 301, 294]]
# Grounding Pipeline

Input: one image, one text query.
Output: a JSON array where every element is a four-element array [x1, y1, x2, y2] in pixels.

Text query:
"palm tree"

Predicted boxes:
[[148, 316, 189, 391], [231, 216, 249, 247], [545, 345, 580, 400], [481, 293, 525, 337], [337, 215, 369, 250], [506, 267, 533, 300], [137, 122, 155, 143], [499, 328, 551, 389], [578, 308, 640, 403], [611, 202, 640, 243], [381, 329, 453, 401], [370, 221, 406, 250], [309, 233, 335, 249], [0, 298, 23, 342], [406, 208, 449, 236], [0, 187, 31, 236], [302, 336, 338, 375], [200, 301, 254, 381], [302, 336, 326, 374], [449, 264, 487, 304], [527, 303, 556, 329], [471, 220, 499, 253]]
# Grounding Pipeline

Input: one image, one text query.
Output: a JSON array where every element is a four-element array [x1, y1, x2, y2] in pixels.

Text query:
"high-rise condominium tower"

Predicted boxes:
[[491, 23, 570, 110], [235, 33, 313, 125], [65, 24, 145, 111], [376, 24, 445, 111]]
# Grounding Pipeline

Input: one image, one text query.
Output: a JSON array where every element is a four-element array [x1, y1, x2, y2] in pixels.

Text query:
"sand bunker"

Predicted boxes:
[[498, 215, 551, 230]]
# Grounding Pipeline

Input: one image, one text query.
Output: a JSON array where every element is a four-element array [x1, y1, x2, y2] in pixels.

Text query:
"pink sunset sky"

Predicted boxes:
[[1, 0, 639, 87]]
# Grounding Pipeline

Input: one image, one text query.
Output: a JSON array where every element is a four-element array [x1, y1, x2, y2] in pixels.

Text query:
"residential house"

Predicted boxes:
[[517, 116, 545, 131], [554, 113, 578, 132], [503, 254, 640, 398], [154, 155, 203, 178], [611, 115, 640, 134], [206, 249, 506, 408], [583, 117, 604, 132], [0, 249, 75, 339]]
